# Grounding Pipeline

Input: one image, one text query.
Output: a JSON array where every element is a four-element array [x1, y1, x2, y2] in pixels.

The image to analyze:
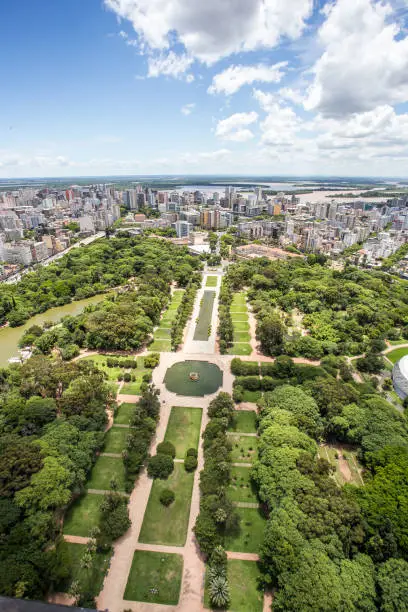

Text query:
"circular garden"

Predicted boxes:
[[164, 360, 223, 396]]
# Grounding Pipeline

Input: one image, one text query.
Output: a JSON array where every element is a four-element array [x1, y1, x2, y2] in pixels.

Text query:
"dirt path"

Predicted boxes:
[[226, 551, 260, 561]]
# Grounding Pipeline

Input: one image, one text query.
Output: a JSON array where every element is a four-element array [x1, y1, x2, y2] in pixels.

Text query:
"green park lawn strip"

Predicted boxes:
[[233, 331, 251, 342], [164, 406, 202, 458], [230, 305, 248, 313], [121, 380, 143, 395], [224, 507, 266, 554], [241, 389, 262, 402], [230, 313, 248, 322], [229, 466, 258, 503], [139, 464, 194, 546], [63, 492, 103, 537], [232, 321, 250, 332], [104, 427, 129, 454], [124, 550, 183, 605], [206, 276, 218, 287], [231, 293, 247, 305], [229, 411, 257, 433], [194, 291, 215, 341], [54, 542, 111, 596], [229, 435, 258, 464], [385, 346, 408, 364], [87, 456, 126, 492], [149, 339, 172, 352], [227, 559, 263, 612], [228, 343, 252, 356], [114, 402, 135, 425], [154, 328, 171, 339]]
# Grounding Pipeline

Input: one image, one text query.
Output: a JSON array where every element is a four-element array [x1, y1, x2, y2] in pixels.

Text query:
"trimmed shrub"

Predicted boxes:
[[184, 455, 198, 472], [123, 372, 131, 382], [186, 447, 198, 458], [157, 441, 176, 458], [147, 453, 174, 479], [159, 488, 175, 506]]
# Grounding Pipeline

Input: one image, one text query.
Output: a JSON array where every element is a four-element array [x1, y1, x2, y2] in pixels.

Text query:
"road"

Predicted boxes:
[[2, 231, 105, 284]]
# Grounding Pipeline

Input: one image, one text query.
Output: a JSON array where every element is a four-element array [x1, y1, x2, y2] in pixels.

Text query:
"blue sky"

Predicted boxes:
[[1, 0, 408, 178]]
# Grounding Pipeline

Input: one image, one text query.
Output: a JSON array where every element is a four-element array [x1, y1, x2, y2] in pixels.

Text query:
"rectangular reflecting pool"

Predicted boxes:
[[193, 291, 215, 341]]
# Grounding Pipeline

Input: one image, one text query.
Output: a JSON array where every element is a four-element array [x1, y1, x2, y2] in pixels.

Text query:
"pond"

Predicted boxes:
[[164, 360, 223, 396], [0, 294, 107, 367]]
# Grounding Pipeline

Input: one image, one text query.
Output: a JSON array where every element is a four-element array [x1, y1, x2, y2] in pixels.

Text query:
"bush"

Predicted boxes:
[[123, 372, 131, 382], [159, 488, 175, 506], [232, 385, 244, 403], [235, 376, 261, 391], [231, 358, 259, 376], [147, 453, 174, 479], [156, 441, 176, 458], [184, 455, 198, 472], [144, 353, 160, 368], [186, 448, 197, 458], [143, 371, 153, 383]]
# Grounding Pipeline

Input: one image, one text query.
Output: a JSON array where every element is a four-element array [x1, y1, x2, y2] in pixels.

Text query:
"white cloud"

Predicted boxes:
[[278, 87, 304, 105], [305, 0, 408, 116], [147, 51, 194, 79], [181, 103, 195, 115], [208, 62, 287, 95], [104, 0, 313, 64], [215, 111, 258, 142]]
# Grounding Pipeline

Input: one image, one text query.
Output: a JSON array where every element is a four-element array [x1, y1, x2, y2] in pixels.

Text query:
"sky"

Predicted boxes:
[[1, 0, 408, 178]]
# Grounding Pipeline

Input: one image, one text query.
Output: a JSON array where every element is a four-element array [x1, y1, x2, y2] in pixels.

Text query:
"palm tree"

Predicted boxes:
[[209, 576, 230, 609]]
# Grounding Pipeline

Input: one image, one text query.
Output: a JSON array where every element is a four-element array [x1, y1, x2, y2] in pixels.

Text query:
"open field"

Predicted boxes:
[[54, 542, 111, 596], [124, 550, 183, 605], [87, 456, 126, 492], [227, 559, 263, 612], [114, 402, 135, 425], [229, 435, 258, 464], [386, 346, 408, 364], [139, 463, 195, 546], [63, 492, 103, 537], [319, 444, 364, 486], [224, 507, 266, 554], [229, 410, 257, 433], [104, 427, 129, 454], [229, 466, 258, 503], [164, 406, 202, 458], [194, 291, 215, 341]]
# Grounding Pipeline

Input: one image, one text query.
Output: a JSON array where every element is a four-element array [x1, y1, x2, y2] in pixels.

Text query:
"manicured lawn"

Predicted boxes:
[[231, 293, 247, 305], [114, 402, 135, 425], [121, 380, 143, 395], [229, 466, 258, 503], [124, 550, 183, 605], [232, 321, 250, 332], [228, 559, 263, 612], [87, 456, 126, 491], [385, 346, 408, 364], [139, 463, 194, 546], [242, 389, 262, 402], [81, 354, 127, 381], [194, 291, 215, 341], [63, 492, 103, 537], [104, 427, 129, 454], [233, 331, 251, 342], [229, 435, 258, 464], [230, 313, 248, 322], [150, 339, 172, 352], [54, 542, 111, 596], [154, 328, 172, 338], [224, 507, 266, 554], [164, 406, 202, 458], [230, 305, 248, 313], [228, 343, 252, 356], [206, 276, 218, 287], [229, 411, 257, 433]]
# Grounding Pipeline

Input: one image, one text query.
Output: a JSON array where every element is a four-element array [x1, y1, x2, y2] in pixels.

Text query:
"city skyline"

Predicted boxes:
[[2, 0, 408, 178]]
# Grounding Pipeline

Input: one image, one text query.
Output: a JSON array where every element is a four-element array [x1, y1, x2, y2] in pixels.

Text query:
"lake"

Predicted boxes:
[[0, 294, 107, 367]]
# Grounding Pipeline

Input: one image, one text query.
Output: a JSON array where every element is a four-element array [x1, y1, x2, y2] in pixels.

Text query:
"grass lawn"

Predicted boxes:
[[164, 406, 202, 458], [154, 328, 172, 339], [150, 339, 172, 352], [230, 313, 249, 322], [229, 411, 257, 433], [229, 466, 258, 503], [114, 402, 135, 425], [194, 291, 215, 341], [228, 559, 263, 612], [233, 331, 251, 342], [121, 380, 143, 395], [229, 435, 258, 464], [231, 293, 247, 305], [139, 463, 194, 546], [388, 339, 407, 345], [242, 389, 262, 402], [232, 321, 250, 332], [206, 276, 218, 287], [81, 354, 126, 381], [228, 343, 252, 356], [319, 445, 364, 487], [124, 550, 183, 605], [385, 346, 408, 364], [224, 507, 266, 554], [54, 542, 111, 596], [63, 492, 103, 537], [230, 305, 248, 313], [87, 456, 126, 492], [104, 427, 129, 454]]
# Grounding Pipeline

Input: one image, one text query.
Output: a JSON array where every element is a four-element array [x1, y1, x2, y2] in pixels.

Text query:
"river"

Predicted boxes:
[[0, 294, 107, 367]]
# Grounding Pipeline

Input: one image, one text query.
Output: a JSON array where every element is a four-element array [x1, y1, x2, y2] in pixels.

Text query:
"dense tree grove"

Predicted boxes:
[[0, 236, 202, 327], [217, 279, 233, 354], [170, 276, 201, 350], [0, 355, 112, 600], [229, 352, 408, 610], [224, 257, 408, 357]]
